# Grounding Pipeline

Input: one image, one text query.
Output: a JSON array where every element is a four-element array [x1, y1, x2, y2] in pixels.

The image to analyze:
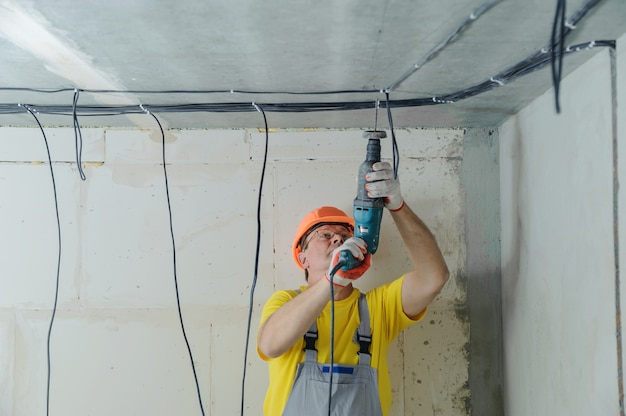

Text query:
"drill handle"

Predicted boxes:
[[338, 250, 363, 271]]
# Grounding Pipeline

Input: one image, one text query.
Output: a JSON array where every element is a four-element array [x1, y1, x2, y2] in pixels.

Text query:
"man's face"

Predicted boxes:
[[298, 224, 353, 279]]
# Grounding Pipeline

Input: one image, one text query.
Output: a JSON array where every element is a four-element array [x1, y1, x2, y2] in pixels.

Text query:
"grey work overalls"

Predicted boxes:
[[282, 293, 383, 416]]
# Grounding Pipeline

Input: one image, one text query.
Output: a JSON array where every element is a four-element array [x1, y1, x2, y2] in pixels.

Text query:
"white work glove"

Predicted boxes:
[[325, 237, 371, 287], [365, 161, 405, 211]]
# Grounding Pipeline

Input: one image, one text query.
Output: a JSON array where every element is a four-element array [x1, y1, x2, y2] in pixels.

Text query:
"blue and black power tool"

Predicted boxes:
[[339, 130, 386, 270]]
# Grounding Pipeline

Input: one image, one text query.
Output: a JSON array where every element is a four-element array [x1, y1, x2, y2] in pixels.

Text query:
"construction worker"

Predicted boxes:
[[257, 161, 449, 415]]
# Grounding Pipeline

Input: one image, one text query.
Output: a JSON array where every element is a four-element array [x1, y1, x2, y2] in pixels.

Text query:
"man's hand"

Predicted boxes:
[[325, 237, 371, 287], [365, 161, 404, 211]]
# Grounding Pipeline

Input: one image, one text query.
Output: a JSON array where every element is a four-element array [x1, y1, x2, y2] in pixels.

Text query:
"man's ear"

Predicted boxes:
[[297, 251, 308, 269]]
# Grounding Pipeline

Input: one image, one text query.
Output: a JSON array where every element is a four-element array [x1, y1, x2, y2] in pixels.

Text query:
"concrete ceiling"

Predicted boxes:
[[0, 0, 624, 130]]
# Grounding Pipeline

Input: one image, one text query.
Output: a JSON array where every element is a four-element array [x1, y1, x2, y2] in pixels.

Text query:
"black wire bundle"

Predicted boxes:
[[0, 0, 613, 121], [2, 33, 612, 120], [551, 0, 567, 113], [547, 0, 605, 114]]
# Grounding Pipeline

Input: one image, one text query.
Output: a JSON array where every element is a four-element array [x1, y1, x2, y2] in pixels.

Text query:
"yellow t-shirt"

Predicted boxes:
[[257, 275, 426, 416]]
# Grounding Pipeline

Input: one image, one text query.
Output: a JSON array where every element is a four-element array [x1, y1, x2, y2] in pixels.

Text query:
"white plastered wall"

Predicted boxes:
[[0, 125, 467, 414], [500, 34, 624, 415]]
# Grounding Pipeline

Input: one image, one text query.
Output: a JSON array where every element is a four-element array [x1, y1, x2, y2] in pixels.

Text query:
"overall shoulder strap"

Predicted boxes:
[[357, 293, 372, 366], [296, 289, 319, 362]]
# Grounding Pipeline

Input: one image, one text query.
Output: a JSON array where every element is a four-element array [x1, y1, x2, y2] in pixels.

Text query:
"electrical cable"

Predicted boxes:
[[373, 99, 380, 132], [545, 0, 603, 114], [551, 0, 567, 113], [327, 261, 346, 416], [0, 35, 611, 118], [72, 89, 86, 180], [567, 0, 603, 27], [240, 103, 270, 416], [0, 87, 382, 96], [21, 104, 62, 416], [0, 0, 611, 121], [385, 93, 400, 179], [143, 107, 206, 416], [386, 0, 504, 92], [429, 39, 614, 104]]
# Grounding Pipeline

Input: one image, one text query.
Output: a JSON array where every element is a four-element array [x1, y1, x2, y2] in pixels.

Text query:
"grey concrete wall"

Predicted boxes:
[[462, 128, 503, 416], [500, 45, 622, 415]]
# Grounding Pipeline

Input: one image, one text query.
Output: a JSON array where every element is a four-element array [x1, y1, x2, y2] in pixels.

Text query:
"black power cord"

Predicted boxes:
[[327, 261, 346, 416], [385, 93, 400, 179], [71, 89, 86, 180], [21, 104, 62, 416], [145, 108, 206, 416], [240, 103, 270, 416], [547, 0, 608, 113], [550, 0, 567, 113]]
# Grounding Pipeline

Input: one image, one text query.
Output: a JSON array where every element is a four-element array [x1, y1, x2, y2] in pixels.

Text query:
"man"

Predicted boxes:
[[257, 161, 449, 415]]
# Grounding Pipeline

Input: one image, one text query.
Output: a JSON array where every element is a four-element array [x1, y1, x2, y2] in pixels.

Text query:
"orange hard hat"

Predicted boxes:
[[292, 206, 354, 269]]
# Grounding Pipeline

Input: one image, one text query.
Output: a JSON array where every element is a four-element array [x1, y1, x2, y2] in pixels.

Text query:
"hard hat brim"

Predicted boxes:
[[292, 210, 354, 270]]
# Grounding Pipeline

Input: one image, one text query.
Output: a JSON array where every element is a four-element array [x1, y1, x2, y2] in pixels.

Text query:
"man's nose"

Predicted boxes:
[[332, 233, 345, 245]]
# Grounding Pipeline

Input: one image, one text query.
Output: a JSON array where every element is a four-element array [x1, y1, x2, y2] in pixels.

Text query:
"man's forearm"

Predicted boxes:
[[257, 279, 330, 358], [390, 202, 449, 317]]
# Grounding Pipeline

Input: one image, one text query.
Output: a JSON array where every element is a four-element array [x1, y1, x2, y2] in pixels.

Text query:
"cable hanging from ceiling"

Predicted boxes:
[[19, 103, 63, 416]]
